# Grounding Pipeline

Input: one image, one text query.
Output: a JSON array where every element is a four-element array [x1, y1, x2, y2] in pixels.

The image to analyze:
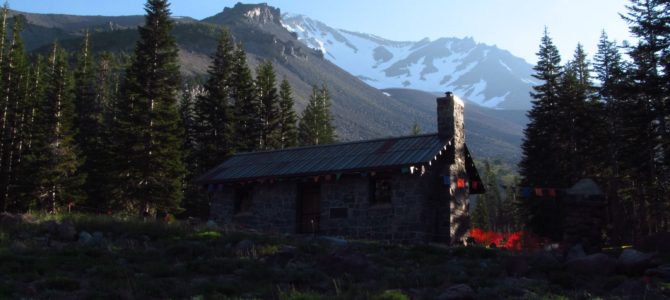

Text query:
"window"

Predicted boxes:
[[370, 175, 392, 205], [234, 187, 252, 214]]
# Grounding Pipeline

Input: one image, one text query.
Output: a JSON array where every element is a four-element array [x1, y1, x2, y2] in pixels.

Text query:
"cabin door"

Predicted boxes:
[[298, 182, 321, 233]]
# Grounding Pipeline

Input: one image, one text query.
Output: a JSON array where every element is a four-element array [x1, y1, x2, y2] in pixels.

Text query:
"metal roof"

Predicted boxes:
[[196, 133, 451, 184]]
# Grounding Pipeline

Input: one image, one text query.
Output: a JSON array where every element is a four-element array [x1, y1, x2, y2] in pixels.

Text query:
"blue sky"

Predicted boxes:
[[8, 0, 634, 64]]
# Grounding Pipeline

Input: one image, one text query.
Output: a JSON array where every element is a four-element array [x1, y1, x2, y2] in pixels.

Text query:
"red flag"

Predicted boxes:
[[457, 178, 465, 188], [535, 188, 543, 197], [471, 180, 478, 189], [548, 188, 556, 197]]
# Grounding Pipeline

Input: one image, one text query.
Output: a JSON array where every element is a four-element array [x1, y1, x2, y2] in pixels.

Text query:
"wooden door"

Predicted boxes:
[[299, 183, 321, 233]]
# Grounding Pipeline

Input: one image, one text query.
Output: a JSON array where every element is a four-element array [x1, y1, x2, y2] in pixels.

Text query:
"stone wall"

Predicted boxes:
[[318, 174, 439, 243], [210, 170, 454, 243], [210, 182, 298, 233]]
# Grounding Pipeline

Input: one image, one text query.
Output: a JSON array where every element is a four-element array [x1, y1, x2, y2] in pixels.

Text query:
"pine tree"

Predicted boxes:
[[111, 0, 185, 214], [620, 0, 670, 234], [410, 120, 422, 135], [194, 29, 236, 173], [179, 79, 209, 218], [231, 45, 261, 152], [22, 44, 83, 212], [74, 31, 108, 208], [299, 85, 336, 146], [519, 27, 563, 187], [518, 28, 564, 239], [471, 195, 491, 231], [0, 3, 8, 77], [554, 44, 601, 183], [256, 60, 280, 150], [277, 78, 298, 148], [0, 15, 29, 211]]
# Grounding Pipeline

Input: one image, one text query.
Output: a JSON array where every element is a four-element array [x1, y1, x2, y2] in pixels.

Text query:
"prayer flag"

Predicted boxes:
[[457, 178, 465, 188], [535, 188, 543, 197], [548, 188, 556, 197]]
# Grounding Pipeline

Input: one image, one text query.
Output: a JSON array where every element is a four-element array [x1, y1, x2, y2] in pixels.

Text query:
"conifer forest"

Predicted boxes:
[[0, 0, 335, 217]]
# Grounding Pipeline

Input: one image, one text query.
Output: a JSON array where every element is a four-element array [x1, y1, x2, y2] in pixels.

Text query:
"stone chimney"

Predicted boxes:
[[436, 92, 469, 245], [436, 91, 465, 142]]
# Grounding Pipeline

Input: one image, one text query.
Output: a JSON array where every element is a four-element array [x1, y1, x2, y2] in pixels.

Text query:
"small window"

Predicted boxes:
[[234, 187, 252, 214], [370, 176, 392, 205]]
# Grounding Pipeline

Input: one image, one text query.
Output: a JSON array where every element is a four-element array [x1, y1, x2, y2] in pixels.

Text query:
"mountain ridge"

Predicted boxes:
[[9, 3, 525, 164], [281, 14, 536, 110]]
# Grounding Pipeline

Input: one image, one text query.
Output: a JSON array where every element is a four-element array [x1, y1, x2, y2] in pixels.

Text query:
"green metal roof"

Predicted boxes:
[[196, 133, 454, 184]]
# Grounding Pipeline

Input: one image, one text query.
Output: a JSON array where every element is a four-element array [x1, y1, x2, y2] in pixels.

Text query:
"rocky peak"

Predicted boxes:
[[221, 2, 281, 26]]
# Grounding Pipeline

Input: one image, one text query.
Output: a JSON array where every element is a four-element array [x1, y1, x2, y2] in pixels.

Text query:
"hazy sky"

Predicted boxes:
[[9, 0, 634, 64]]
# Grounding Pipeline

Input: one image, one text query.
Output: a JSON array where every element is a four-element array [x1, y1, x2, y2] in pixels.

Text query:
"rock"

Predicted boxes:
[[503, 256, 529, 276], [317, 236, 348, 247], [79, 231, 93, 244], [645, 264, 670, 279], [617, 248, 656, 274], [319, 248, 375, 278], [235, 239, 254, 252], [565, 253, 616, 275], [437, 284, 475, 300], [531, 251, 561, 269], [57, 220, 77, 241], [206, 220, 218, 228], [565, 244, 586, 261], [92, 232, 105, 244], [0, 212, 21, 226], [10, 240, 27, 252], [611, 278, 645, 297]]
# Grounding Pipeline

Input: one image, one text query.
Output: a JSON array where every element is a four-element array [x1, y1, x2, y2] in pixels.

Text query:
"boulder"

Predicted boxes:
[[531, 251, 561, 270], [437, 284, 475, 300], [235, 239, 254, 252], [565, 253, 616, 275], [317, 236, 348, 247], [57, 220, 77, 241], [78, 231, 93, 244], [92, 232, 105, 244], [565, 244, 586, 261], [645, 264, 670, 279], [0, 212, 21, 226], [617, 248, 656, 274]]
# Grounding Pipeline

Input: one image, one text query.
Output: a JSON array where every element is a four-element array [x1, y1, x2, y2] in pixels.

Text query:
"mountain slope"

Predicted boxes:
[[282, 14, 536, 110], [381, 88, 526, 162], [14, 3, 523, 163]]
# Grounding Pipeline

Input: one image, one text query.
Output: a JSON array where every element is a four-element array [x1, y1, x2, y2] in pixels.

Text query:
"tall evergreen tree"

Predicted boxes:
[[471, 195, 491, 231], [22, 44, 83, 212], [519, 27, 563, 187], [231, 45, 261, 152], [0, 16, 28, 211], [74, 31, 108, 207], [277, 78, 298, 148], [621, 0, 670, 234], [179, 80, 208, 218], [194, 29, 236, 173], [518, 28, 564, 239], [298, 85, 336, 146], [111, 0, 185, 214], [0, 3, 8, 69], [256, 60, 280, 150]]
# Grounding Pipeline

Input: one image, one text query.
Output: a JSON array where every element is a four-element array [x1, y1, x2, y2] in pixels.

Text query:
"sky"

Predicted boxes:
[[8, 0, 635, 64]]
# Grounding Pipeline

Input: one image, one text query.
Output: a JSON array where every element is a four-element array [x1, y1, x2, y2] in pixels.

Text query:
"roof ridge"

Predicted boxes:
[[232, 133, 440, 157]]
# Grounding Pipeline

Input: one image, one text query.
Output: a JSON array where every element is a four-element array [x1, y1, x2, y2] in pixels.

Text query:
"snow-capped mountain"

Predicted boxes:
[[282, 14, 536, 110]]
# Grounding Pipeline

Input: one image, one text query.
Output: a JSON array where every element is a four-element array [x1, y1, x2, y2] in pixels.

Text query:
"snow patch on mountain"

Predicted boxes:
[[282, 14, 535, 110]]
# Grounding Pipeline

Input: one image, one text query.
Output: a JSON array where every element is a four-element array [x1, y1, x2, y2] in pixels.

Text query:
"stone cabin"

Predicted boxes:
[[196, 92, 484, 244]]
